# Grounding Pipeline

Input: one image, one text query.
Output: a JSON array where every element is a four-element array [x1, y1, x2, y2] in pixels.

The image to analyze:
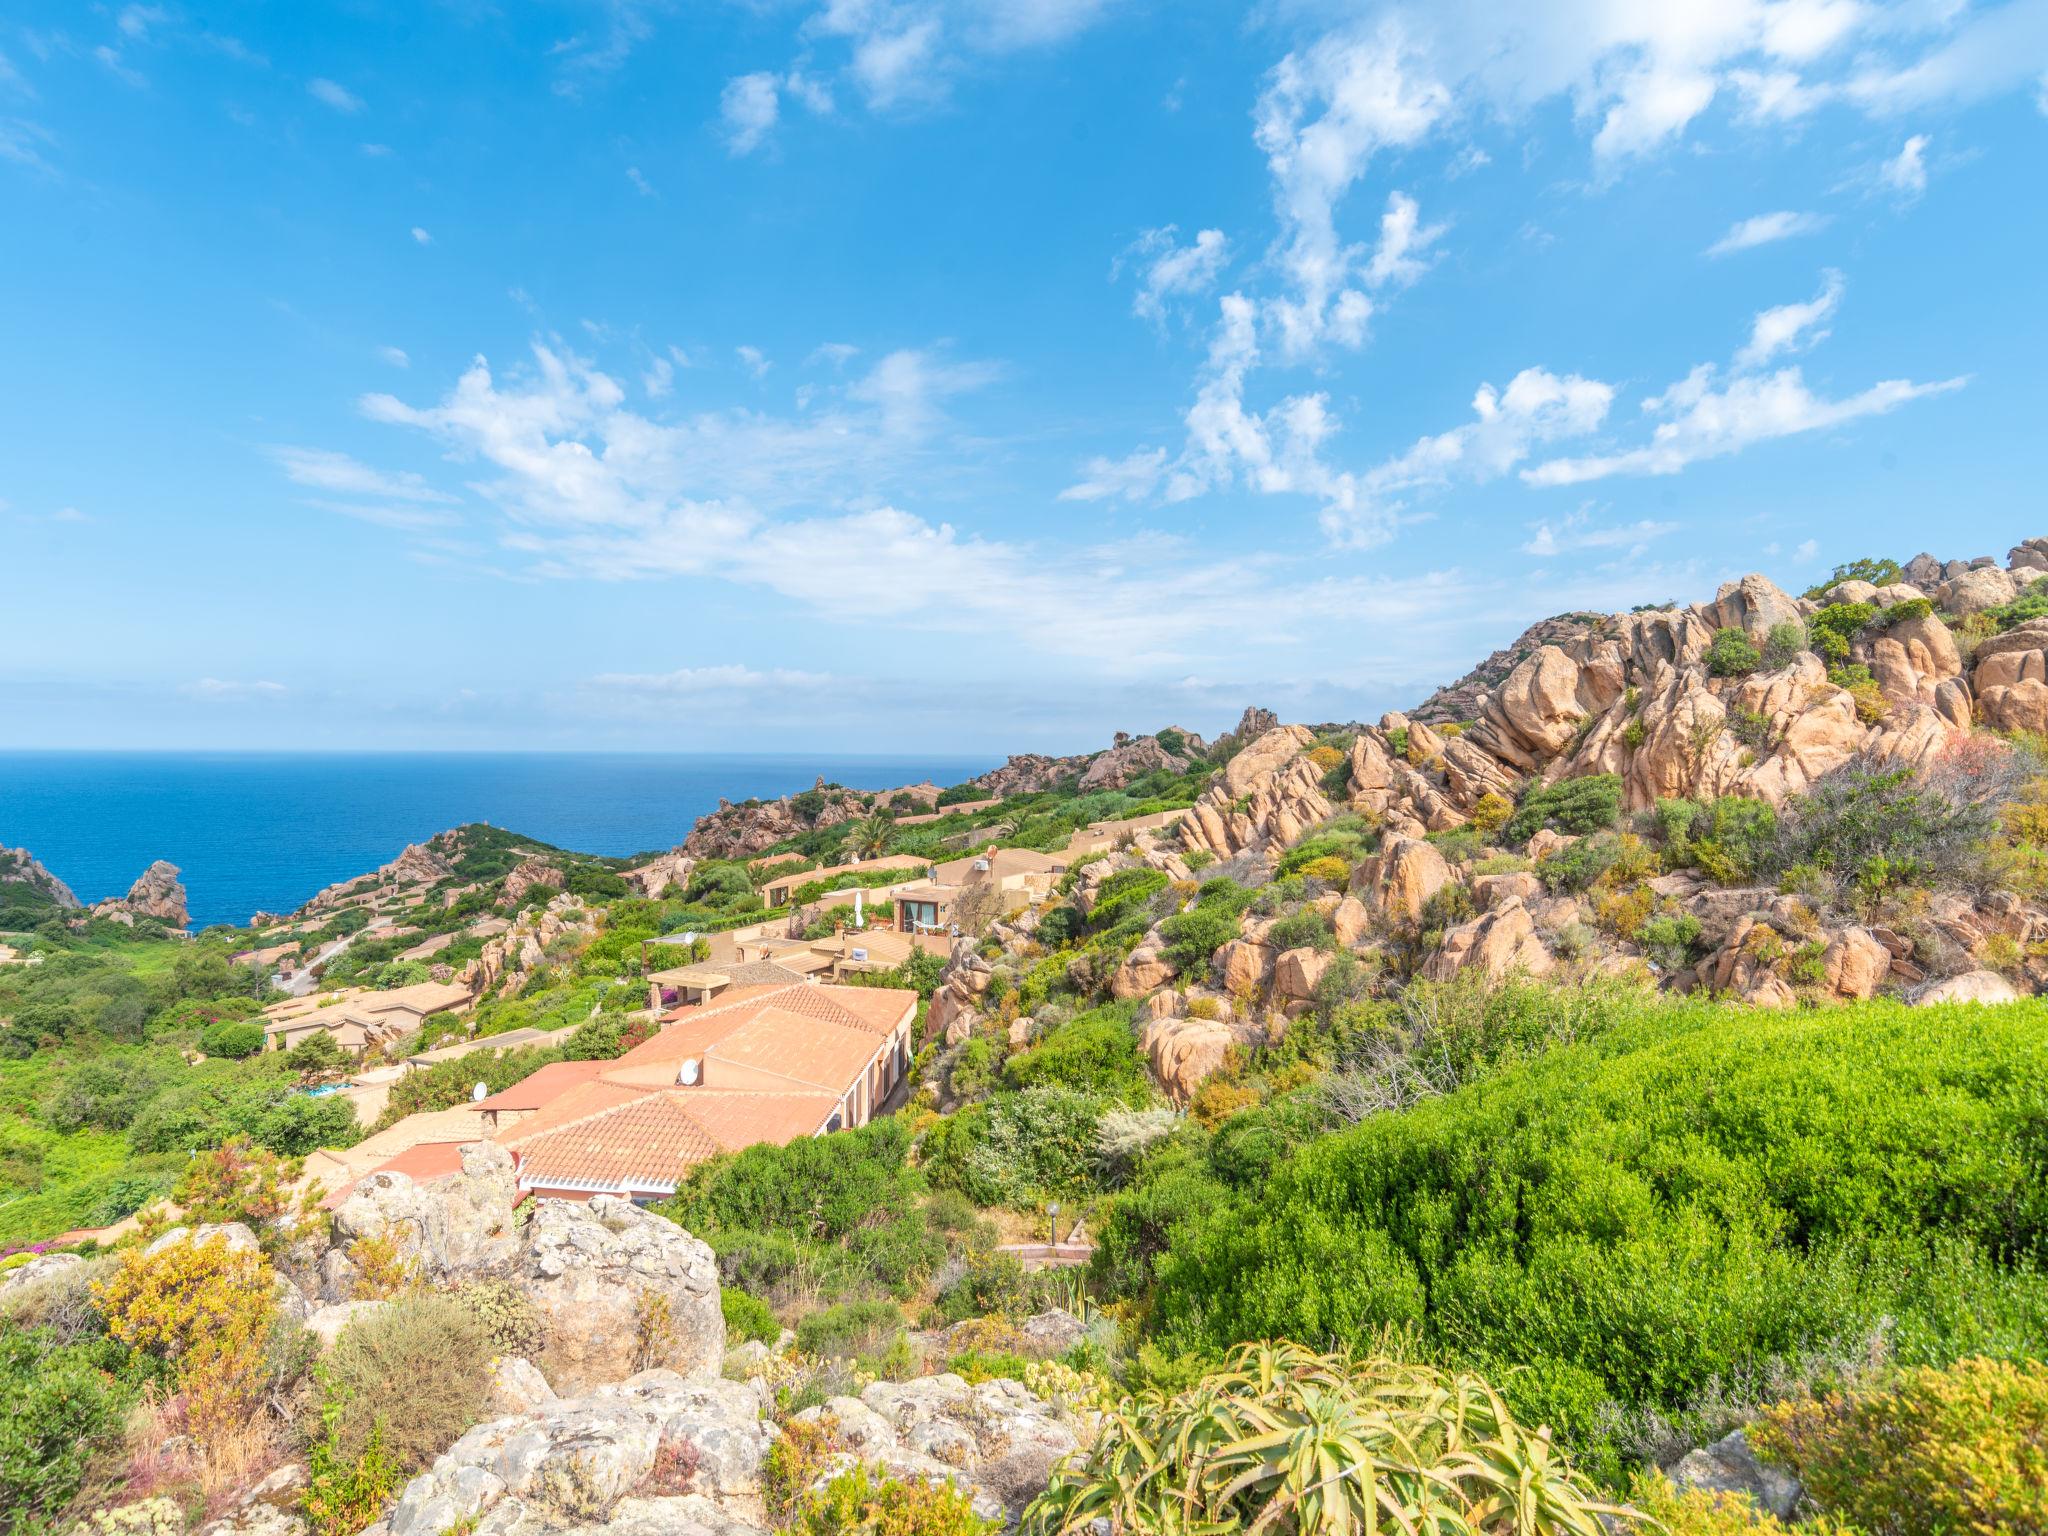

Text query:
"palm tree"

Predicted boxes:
[[850, 811, 894, 860]]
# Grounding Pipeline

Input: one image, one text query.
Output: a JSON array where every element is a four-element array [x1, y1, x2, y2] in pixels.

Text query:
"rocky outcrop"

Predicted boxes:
[[680, 778, 870, 859], [502, 857, 568, 906], [1076, 729, 1205, 791], [515, 1197, 723, 1394], [620, 851, 693, 899], [91, 860, 190, 928], [1183, 726, 1333, 858], [312, 1147, 722, 1394], [1970, 618, 2048, 735], [1864, 611, 1970, 727], [322, 1143, 521, 1299], [1421, 898, 1552, 982], [386, 1371, 773, 1536], [1665, 1429, 1801, 1520], [461, 892, 596, 998], [1938, 564, 2021, 616], [926, 938, 994, 1042], [0, 845, 81, 909], [1411, 612, 1605, 726], [1110, 935, 1177, 1000], [294, 835, 456, 918], [1351, 837, 1451, 923], [387, 1363, 1088, 1536], [1142, 1012, 1243, 1102], [1915, 969, 2021, 1005], [974, 752, 1085, 797]]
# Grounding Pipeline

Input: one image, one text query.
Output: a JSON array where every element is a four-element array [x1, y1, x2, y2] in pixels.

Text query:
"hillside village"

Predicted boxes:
[[5, 541, 2048, 1536]]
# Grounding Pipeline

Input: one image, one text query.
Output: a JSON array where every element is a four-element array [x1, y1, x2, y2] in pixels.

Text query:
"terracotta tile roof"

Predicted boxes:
[[494, 1078, 661, 1145], [513, 1092, 723, 1194], [677, 1088, 839, 1148], [705, 1005, 884, 1093], [472, 1058, 609, 1112], [370, 1141, 468, 1183]]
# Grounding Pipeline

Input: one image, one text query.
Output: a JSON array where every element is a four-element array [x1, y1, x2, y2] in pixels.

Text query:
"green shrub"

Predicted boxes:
[[1264, 907, 1335, 953], [1706, 627, 1761, 677], [1638, 913, 1703, 970], [0, 1325, 140, 1527], [1148, 995, 2048, 1474], [947, 1347, 1031, 1383], [199, 1017, 267, 1059], [923, 1086, 1109, 1206], [794, 1462, 997, 1536], [1506, 775, 1622, 845], [1085, 869, 1167, 930], [722, 1287, 780, 1347], [1004, 1005, 1148, 1101], [1158, 905, 1241, 974], [1759, 621, 1807, 669], [795, 1299, 902, 1359], [1753, 1356, 2048, 1534], [1807, 602, 1878, 666], [1984, 575, 2048, 632], [321, 1295, 492, 1472], [453, 1280, 543, 1359]]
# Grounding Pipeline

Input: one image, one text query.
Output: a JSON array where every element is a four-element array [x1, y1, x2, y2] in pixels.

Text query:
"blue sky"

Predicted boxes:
[[3, 0, 2045, 754]]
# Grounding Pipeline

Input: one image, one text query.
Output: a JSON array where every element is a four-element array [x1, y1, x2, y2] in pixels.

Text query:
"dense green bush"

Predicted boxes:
[[923, 1086, 1111, 1206], [0, 1325, 140, 1528], [663, 1118, 946, 1299], [1506, 774, 1623, 845], [1803, 556, 1900, 599], [1806, 602, 1878, 666], [1003, 1004, 1149, 1101], [199, 1017, 266, 1059], [1759, 621, 1808, 669], [722, 1286, 780, 1346], [1147, 995, 2048, 1475], [794, 1298, 902, 1358], [1264, 906, 1335, 953], [1774, 751, 2005, 895], [1083, 869, 1167, 931], [1983, 575, 2048, 632], [1705, 627, 1761, 677], [1653, 796, 1779, 883]]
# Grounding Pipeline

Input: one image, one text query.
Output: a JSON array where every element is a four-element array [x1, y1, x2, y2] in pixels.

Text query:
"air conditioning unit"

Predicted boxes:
[[851, 947, 868, 962]]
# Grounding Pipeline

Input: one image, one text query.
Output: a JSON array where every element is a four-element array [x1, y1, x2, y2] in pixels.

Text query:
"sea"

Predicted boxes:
[[0, 752, 999, 929]]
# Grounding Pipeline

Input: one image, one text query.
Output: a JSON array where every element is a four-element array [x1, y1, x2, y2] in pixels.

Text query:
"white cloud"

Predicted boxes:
[[269, 446, 459, 503], [721, 71, 780, 154], [118, 5, 169, 41], [643, 355, 675, 398], [1526, 369, 1962, 486], [1735, 268, 1842, 367], [1881, 132, 1931, 196], [1319, 366, 1616, 547], [1364, 191, 1445, 289], [307, 77, 363, 113], [1119, 226, 1229, 323], [95, 45, 146, 87], [1706, 209, 1828, 256], [590, 664, 834, 695], [0, 118, 58, 176], [411, 226, 433, 245], [1795, 537, 1820, 559], [735, 345, 772, 380], [626, 165, 656, 197], [51, 505, 89, 523], [378, 345, 410, 369], [1059, 447, 1168, 502], [807, 342, 861, 369], [183, 678, 288, 702], [1522, 508, 1678, 557]]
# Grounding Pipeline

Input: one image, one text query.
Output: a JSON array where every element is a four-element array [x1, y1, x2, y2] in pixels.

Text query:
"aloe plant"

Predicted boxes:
[[1020, 1340, 1637, 1536]]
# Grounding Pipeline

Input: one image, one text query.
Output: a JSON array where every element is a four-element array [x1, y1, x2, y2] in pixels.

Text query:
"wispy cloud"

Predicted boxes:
[[1706, 209, 1828, 257], [269, 446, 459, 503], [182, 677, 288, 701], [307, 77, 363, 113]]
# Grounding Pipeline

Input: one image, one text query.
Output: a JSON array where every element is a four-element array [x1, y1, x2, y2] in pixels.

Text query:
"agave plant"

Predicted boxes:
[[1020, 1340, 1637, 1536]]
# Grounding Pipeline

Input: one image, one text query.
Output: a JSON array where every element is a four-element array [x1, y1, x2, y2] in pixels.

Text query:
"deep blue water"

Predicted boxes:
[[0, 753, 998, 928]]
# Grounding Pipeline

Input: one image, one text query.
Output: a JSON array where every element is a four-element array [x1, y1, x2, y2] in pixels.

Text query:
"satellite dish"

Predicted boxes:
[[677, 1058, 701, 1086], [471, 1081, 488, 1102]]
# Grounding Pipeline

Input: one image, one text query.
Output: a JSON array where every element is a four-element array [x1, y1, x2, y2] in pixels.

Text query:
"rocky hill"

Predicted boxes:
[[0, 845, 82, 915]]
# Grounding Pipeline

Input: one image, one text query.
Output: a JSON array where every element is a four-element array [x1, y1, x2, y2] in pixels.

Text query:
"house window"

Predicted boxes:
[[901, 900, 940, 931]]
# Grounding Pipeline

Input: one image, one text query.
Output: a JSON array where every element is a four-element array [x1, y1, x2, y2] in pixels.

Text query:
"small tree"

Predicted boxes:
[[1705, 626, 1761, 677]]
